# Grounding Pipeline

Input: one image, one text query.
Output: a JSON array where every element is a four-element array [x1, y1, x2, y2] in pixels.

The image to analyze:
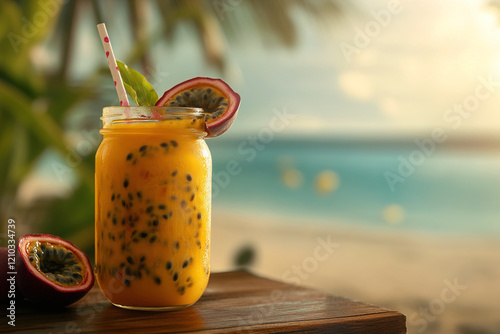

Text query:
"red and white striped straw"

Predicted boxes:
[[97, 23, 130, 107]]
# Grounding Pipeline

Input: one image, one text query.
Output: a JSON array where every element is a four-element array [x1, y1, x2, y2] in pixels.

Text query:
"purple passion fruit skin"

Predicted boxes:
[[156, 77, 240, 138], [16, 234, 94, 307]]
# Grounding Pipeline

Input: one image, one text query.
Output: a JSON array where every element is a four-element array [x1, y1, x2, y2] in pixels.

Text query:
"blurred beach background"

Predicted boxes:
[[1, 0, 500, 333]]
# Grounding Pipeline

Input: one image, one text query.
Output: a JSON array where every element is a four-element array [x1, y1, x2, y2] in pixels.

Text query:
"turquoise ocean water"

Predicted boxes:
[[208, 138, 500, 236]]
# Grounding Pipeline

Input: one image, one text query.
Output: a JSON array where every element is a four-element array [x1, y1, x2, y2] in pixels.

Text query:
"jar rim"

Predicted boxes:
[[103, 106, 204, 121], [101, 106, 207, 137]]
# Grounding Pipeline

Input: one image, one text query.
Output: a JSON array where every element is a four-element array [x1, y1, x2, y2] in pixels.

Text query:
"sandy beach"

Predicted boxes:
[[211, 209, 500, 334]]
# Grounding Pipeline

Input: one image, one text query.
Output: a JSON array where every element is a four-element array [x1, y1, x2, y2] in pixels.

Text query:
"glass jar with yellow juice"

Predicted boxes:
[[95, 106, 211, 310]]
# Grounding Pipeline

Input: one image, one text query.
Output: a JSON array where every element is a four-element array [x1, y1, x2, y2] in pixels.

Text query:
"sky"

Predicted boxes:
[[37, 0, 500, 139]]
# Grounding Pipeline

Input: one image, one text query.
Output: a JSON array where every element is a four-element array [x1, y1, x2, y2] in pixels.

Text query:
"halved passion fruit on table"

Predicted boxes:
[[16, 234, 94, 307], [156, 77, 241, 138]]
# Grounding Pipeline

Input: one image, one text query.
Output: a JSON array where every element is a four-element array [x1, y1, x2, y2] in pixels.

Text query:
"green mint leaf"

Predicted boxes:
[[117, 60, 158, 106], [123, 82, 138, 104]]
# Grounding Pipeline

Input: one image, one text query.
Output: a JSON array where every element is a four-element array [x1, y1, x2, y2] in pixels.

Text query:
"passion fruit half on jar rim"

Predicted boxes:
[[156, 77, 241, 138]]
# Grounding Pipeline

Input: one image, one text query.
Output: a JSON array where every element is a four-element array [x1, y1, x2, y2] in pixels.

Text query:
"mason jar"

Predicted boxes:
[[95, 106, 211, 310]]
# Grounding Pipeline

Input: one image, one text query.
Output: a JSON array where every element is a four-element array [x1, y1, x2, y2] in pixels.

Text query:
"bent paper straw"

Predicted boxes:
[[97, 23, 130, 107]]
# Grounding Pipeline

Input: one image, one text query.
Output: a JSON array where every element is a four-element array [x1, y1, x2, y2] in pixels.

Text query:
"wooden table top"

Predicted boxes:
[[6, 270, 406, 333]]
